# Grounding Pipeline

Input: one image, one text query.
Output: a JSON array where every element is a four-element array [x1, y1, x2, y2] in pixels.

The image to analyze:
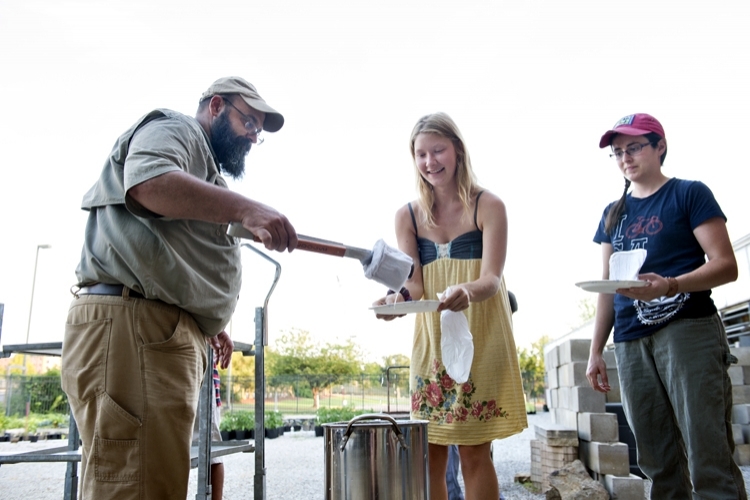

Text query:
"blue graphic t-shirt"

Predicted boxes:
[[593, 178, 726, 343]]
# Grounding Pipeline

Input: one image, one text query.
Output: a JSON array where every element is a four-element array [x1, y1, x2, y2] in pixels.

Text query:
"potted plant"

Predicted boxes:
[[264, 411, 284, 439], [314, 407, 375, 436], [24, 418, 39, 443], [314, 407, 345, 437], [219, 411, 238, 440], [235, 410, 255, 440], [44, 413, 69, 439]]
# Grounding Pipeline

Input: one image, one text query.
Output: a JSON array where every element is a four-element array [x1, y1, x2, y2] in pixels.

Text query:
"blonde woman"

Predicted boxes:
[[375, 112, 527, 500]]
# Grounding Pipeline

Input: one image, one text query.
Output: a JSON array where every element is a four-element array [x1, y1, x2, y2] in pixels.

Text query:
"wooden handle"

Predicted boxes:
[[227, 222, 347, 258]]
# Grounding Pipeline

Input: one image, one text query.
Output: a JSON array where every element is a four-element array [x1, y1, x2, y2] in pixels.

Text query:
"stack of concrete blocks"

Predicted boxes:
[[541, 338, 644, 499], [530, 423, 578, 492], [730, 347, 750, 466]]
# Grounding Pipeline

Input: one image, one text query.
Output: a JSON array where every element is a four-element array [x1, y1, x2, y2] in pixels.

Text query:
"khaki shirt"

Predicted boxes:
[[77, 109, 241, 337]]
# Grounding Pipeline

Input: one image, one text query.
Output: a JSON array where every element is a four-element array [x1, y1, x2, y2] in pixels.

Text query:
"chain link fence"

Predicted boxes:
[[1, 364, 544, 419], [2, 375, 69, 417], [222, 368, 411, 415]]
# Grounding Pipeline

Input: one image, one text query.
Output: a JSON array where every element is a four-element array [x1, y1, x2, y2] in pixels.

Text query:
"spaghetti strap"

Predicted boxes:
[[408, 202, 419, 237], [474, 191, 484, 230]]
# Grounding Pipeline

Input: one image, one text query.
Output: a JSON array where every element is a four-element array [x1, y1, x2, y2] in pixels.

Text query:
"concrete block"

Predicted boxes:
[[559, 339, 591, 365], [603, 474, 645, 500], [545, 344, 560, 370], [606, 386, 621, 403], [558, 362, 588, 387], [531, 438, 579, 491], [732, 404, 750, 424], [578, 412, 619, 443], [734, 443, 750, 466], [541, 445, 578, 465], [579, 440, 630, 476], [535, 422, 579, 447], [729, 365, 746, 385], [731, 347, 750, 366], [733, 385, 750, 405], [733, 424, 744, 445], [552, 408, 579, 430], [557, 386, 569, 410], [602, 349, 616, 367], [547, 388, 559, 409], [607, 368, 620, 388], [547, 366, 559, 389], [570, 386, 606, 413], [743, 424, 750, 445]]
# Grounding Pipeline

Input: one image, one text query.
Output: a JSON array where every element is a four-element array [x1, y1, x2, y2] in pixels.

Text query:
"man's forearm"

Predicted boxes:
[[128, 170, 257, 223]]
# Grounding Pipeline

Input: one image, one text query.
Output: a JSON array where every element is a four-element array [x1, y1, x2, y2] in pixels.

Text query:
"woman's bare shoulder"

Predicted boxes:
[[477, 189, 506, 211]]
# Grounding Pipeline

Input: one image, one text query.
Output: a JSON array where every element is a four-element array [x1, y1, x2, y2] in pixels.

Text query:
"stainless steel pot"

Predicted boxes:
[[324, 413, 429, 500]]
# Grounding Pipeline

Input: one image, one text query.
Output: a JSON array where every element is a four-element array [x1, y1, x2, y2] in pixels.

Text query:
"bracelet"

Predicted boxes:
[[386, 287, 413, 302], [665, 277, 679, 298]]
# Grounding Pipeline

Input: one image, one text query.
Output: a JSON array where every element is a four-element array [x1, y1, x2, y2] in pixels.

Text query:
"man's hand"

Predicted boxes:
[[209, 330, 234, 369], [241, 202, 298, 253]]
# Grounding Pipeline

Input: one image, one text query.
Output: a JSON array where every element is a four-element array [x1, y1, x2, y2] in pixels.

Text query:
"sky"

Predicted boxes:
[[1, 0, 749, 363]]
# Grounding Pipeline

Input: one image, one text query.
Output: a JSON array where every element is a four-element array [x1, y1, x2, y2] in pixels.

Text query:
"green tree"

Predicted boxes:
[[517, 335, 551, 401], [268, 329, 363, 409], [578, 298, 596, 324]]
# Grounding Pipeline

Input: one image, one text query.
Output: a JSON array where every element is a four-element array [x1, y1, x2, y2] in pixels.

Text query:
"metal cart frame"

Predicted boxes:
[[0, 244, 280, 500]]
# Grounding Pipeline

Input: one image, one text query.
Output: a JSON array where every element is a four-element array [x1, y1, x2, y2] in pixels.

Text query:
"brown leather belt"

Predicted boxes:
[[78, 283, 145, 299]]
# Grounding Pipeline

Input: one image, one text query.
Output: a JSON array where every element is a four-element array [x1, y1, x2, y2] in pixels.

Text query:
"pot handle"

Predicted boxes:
[[339, 413, 409, 452]]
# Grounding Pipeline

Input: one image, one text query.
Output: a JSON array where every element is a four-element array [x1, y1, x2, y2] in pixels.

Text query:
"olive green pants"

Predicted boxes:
[[62, 291, 206, 499], [616, 315, 747, 500]]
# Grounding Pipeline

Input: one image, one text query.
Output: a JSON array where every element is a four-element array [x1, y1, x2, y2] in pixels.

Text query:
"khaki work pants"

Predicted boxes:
[[61, 291, 206, 499]]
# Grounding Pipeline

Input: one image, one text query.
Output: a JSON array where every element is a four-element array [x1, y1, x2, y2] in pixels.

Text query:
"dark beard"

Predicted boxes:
[[211, 112, 252, 180]]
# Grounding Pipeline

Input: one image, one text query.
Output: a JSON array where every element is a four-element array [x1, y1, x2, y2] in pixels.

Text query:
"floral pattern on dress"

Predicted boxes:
[[411, 358, 508, 424]]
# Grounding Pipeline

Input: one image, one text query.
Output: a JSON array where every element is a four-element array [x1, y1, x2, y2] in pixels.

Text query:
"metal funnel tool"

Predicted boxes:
[[227, 223, 412, 291]]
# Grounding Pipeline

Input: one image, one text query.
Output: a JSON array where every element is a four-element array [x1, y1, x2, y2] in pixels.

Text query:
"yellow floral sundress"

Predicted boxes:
[[408, 202, 527, 446]]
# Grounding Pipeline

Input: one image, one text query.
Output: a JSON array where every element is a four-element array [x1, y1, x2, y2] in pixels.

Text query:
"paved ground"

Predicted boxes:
[[2, 412, 750, 499]]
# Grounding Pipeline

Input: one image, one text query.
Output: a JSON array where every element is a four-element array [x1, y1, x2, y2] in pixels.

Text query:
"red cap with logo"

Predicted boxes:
[[599, 113, 666, 148]]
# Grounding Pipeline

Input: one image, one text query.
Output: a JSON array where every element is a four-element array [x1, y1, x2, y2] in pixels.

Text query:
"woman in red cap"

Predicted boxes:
[[586, 113, 747, 498]]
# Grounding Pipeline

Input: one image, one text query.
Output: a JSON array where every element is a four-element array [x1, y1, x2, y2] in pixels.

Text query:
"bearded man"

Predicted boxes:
[[61, 77, 297, 499]]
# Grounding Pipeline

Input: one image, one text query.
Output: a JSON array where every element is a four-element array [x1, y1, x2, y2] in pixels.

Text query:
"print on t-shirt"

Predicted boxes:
[[614, 213, 688, 326]]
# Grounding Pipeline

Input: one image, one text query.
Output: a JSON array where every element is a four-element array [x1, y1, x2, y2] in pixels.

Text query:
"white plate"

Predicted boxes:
[[370, 300, 440, 315], [575, 280, 648, 294]]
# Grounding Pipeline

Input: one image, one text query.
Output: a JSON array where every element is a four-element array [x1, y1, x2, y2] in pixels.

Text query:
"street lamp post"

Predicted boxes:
[[23, 244, 51, 373]]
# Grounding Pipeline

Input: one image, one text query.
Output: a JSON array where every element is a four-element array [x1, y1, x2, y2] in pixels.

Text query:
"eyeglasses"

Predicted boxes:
[[610, 142, 654, 160], [222, 97, 264, 144]]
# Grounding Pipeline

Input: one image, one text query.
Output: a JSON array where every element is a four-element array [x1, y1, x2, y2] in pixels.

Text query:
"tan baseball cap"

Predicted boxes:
[[200, 76, 284, 133]]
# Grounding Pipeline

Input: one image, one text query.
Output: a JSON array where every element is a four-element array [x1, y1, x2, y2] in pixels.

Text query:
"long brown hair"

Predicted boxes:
[[409, 112, 479, 228]]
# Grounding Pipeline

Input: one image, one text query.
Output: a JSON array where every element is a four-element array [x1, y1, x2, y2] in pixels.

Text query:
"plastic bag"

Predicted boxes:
[[439, 287, 474, 383]]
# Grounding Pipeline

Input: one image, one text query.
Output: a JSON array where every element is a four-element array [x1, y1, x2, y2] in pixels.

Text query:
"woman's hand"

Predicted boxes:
[[586, 352, 611, 393], [615, 272, 669, 301], [437, 286, 470, 312], [373, 293, 406, 321]]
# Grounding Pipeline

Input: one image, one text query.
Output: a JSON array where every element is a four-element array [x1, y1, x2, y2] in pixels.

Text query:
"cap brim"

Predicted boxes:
[[599, 126, 653, 148], [239, 96, 284, 133]]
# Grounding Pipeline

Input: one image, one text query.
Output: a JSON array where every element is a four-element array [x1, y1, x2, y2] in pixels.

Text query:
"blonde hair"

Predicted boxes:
[[409, 112, 479, 228]]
